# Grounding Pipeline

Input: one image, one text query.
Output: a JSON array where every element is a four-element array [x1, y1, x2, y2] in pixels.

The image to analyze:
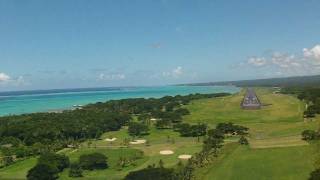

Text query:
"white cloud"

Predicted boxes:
[[303, 44, 320, 65], [243, 44, 320, 77], [303, 45, 320, 59], [271, 53, 299, 69], [173, 66, 183, 77], [247, 57, 267, 67], [98, 73, 126, 81], [247, 54, 300, 69], [162, 66, 184, 78], [0, 73, 11, 82], [0, 73, 28, 87]]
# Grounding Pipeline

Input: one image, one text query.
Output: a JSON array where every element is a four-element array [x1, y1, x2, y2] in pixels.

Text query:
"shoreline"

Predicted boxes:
[[0, 85, 240, 117]]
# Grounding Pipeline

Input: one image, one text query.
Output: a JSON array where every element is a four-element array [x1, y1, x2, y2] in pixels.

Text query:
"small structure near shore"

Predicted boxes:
[[241, 88, 261, 110]]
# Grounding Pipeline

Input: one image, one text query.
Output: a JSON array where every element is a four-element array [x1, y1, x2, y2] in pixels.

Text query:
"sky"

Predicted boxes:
[[0, 0, 320, 91]]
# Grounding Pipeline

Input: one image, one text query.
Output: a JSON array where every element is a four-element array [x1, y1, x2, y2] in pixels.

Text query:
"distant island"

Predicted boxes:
[[180, 74, 320, 87]]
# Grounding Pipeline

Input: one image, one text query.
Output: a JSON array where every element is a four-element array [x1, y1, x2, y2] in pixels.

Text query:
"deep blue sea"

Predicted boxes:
[[0, 86, 240, 116]]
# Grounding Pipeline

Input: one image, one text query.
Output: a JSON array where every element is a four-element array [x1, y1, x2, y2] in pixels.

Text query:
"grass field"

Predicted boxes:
[[0, 158, 37, 180], [184, 88, 319, 143], [195, 143, 316, 180], [0, 87, 319, 179], [185, 88, 319, 179]]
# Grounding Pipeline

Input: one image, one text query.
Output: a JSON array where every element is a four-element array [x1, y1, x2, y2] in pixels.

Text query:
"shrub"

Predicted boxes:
[[174, 108, 190, 116], [2, 156, 14, 166], [128, 122, 149, 136], [125, 167, 177, 180], [69, 163, 83, 177], [203, 129, 224, 153], [79, 153, 108, 170], [309, 169, 320, 180], [174, 123, 207, 137], [238, 136, 249, 145], [302, 130, 319, 141], [38, 152, 70, 172], [27, 163, 59, 180], [155, 119, 172, 129], [216, 123, 248, 135], [304, 110, 316, 118], [0, 136, 22, 147]]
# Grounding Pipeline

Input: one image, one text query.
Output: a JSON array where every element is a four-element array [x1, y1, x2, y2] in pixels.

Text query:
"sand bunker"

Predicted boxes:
[[159, 150, 174, 155], [178, 154, 192, 159], [105, 138, 117, 142], [129, 139, 146, 145]]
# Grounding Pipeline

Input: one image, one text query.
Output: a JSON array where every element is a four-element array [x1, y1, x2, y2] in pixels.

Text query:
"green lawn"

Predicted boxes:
[[187, 88, 319, 179], [183, 88, 319, 141], [0, 158, 37, 180], [184, 88, 305, 125], [196, 143, 316, 180]]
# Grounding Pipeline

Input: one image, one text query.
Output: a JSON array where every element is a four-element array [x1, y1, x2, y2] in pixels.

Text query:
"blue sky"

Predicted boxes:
[[0, 0, 320, 91]]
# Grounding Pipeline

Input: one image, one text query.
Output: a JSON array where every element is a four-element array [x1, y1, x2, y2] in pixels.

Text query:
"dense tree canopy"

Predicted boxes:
[[38, 152, 70, 172], [216, 122, 249, 135], [27, 163, 59, 180], [125, 167, 178, 180], [174, 123, 207, 137], [79, 153, 108, 170], [203, 129, 224, 154], [0, 110, 130, 147], [27, 152, 70, 180], [0, 92, 230, 167], [128, 122, 149, 137]]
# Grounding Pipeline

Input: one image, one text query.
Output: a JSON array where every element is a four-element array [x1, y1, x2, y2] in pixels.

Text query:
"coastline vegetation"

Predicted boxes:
[[0, 92, 230, 179], [0, 86, 319, 179]]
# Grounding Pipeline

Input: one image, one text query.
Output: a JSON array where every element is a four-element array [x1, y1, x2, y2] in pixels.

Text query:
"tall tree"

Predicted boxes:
[[128, 122, 149, 137], [27, 164, 59, 180]]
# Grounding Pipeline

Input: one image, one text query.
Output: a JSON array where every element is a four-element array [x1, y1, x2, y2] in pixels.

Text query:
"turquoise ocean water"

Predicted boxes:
[[0, 86, 240, 116]]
